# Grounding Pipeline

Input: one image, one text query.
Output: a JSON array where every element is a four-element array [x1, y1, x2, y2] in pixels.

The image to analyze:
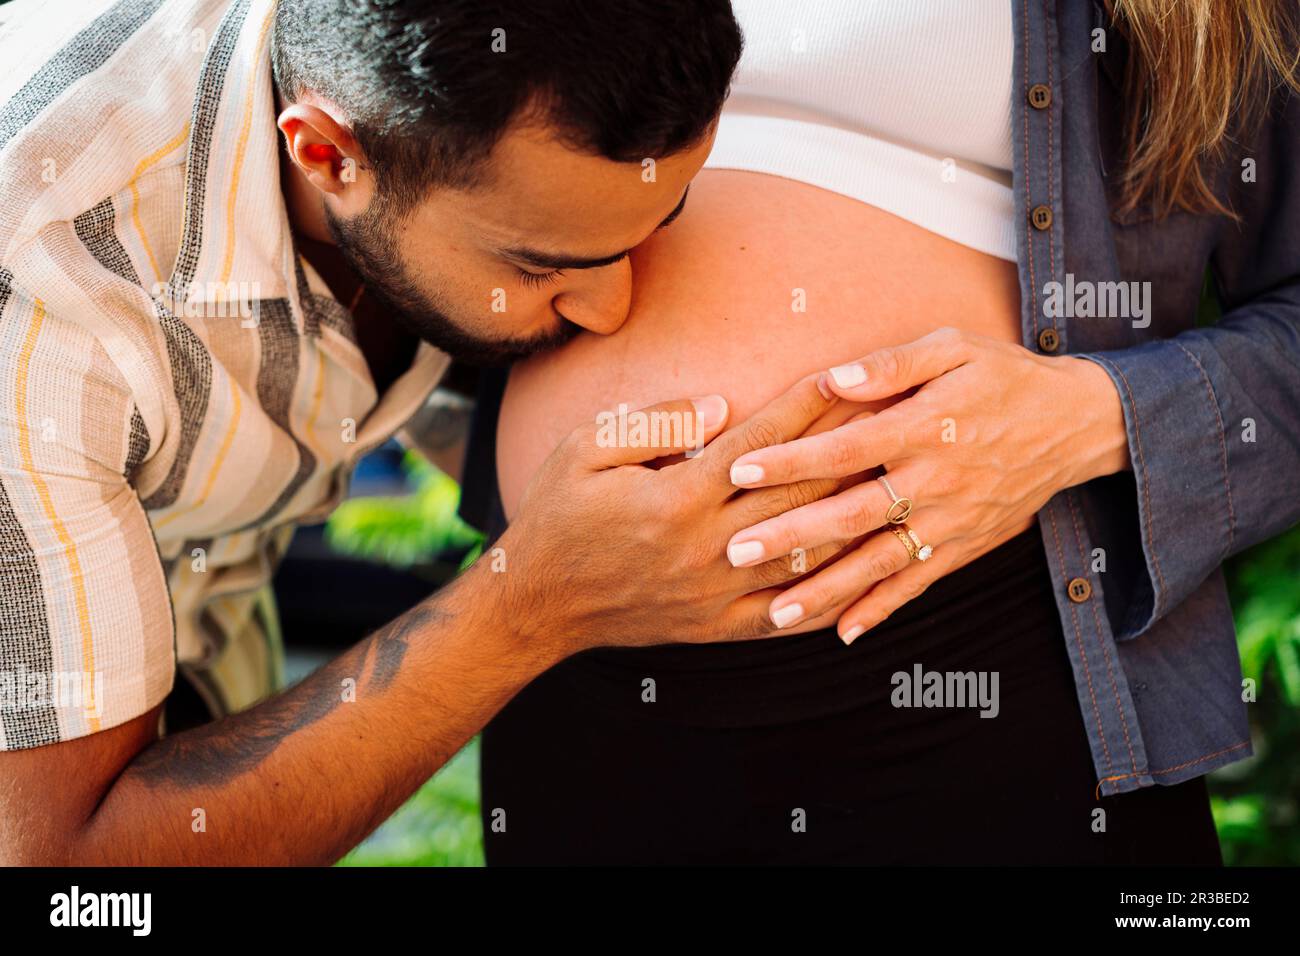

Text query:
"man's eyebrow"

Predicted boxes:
[[502, 186, 691, 272]]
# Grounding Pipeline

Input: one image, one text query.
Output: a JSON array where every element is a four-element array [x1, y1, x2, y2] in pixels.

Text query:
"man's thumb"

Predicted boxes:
[[573, 394, 730, 468]]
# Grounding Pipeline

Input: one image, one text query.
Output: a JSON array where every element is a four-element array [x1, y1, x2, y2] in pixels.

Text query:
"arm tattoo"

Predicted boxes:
[[130, 605, 445, 788], [368, 604, 441, 691]]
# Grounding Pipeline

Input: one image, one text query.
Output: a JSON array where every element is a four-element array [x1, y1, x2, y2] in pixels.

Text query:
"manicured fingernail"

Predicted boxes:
[[771, 602, 804, 629], [840, 624, 865, 645], [727, 540, 765, 567], [816, 372, 834, 401], [730, 462, 764, 485], [829, 363, 867, 388], [691, 394, 728, 431]]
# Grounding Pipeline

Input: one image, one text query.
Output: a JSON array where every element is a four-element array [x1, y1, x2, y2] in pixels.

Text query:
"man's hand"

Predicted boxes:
[[496, 371, 844, 658], [720, 328, 1130, 643], [0, 372, 842, 865]]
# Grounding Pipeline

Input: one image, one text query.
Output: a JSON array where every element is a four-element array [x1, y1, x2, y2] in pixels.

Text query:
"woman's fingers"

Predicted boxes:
[[725, 331, 980, 490], [724, 464, 936, 566], [724, 478, 894, 567], [820, 327, 975, 403], [836, 526, 1021, 642], [728, 402, 932, 489], [764, 520, 946, 635], [835, 559, 943, 644]]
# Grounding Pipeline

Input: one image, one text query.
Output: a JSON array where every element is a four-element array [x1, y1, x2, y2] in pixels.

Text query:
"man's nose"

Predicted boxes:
[[552, 259, 633, 335]]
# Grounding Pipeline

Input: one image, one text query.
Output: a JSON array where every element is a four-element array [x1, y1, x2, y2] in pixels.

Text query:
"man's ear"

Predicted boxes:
[[277, 102, 365, 196]]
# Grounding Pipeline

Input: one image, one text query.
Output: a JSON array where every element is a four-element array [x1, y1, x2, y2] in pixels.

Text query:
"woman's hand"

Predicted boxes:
[[722, 328, 1131, 643]]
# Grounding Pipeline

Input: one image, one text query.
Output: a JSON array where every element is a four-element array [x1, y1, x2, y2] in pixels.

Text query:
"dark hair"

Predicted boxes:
[[272, 0, 743, 210]]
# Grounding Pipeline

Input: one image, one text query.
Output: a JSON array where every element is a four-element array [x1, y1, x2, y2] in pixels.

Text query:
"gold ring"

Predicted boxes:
[[877, 475, 913, 524], [890, 522, 934, 562], [889, 526, 919, 560]]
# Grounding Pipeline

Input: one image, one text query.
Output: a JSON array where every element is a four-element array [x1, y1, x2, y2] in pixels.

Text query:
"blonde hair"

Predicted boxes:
[[1112, 0, 1300, 217]]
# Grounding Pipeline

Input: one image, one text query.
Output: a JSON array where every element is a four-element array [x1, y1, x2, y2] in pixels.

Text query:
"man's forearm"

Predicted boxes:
[[6, 382, 823, 863], [75, 569, 552, 865]]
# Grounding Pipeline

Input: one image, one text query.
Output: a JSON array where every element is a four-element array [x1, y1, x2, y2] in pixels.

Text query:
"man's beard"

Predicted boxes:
[[324, 201, 581, 367]]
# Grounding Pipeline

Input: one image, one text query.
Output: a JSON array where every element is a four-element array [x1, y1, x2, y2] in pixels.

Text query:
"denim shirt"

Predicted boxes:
[[1014, 0, 1300, 794]]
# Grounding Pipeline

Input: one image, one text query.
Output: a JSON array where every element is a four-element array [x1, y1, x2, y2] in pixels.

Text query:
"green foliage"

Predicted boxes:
[[1212, 528, 1300, 865], [324, 451, 483, 570], [325, 452, 487, 865], [338, 738, 484, 867]]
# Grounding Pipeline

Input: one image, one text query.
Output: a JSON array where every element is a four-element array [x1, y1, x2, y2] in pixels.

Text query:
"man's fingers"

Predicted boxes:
[[686, 373, 833, 497], [739, 540, 846, 592], [567, 394, 729, 469], [715, 589, 791, 643], [821, 327, 973, 403], [717, 584, 856, 643]]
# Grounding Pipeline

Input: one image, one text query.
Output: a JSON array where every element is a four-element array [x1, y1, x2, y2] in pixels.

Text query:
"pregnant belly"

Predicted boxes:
[[497, 170, 1022, 519]]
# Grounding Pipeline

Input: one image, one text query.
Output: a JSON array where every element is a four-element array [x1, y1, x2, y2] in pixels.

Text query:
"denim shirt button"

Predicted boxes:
[[1067, 577, 1093, 603], [1028, 83, 1052, 108], [1037, 328, 1061, 352], [1031, 204, 1054, 230]]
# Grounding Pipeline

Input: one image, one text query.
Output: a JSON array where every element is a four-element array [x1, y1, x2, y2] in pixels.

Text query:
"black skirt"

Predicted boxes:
[[462, 369, 1221, 865]]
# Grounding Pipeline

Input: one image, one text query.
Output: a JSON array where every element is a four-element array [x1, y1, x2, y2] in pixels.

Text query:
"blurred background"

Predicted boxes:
[[272, 438, 486, 866], [281, 424, 1300, 867]]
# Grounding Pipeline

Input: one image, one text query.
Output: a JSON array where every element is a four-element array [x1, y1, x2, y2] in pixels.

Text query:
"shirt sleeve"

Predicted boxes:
[[0, 283, 174, 750], [1077, 92, 1300, 641]]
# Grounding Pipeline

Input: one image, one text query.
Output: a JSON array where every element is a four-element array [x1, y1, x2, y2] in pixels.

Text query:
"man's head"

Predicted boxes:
[[272, 0, 742, 365]]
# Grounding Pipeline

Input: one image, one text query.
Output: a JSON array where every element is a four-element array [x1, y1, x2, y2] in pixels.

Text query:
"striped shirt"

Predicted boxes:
[[0, 0, 450, 750]]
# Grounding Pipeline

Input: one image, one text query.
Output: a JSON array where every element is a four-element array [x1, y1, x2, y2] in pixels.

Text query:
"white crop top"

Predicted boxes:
[[705, 0, 1016, 261]]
